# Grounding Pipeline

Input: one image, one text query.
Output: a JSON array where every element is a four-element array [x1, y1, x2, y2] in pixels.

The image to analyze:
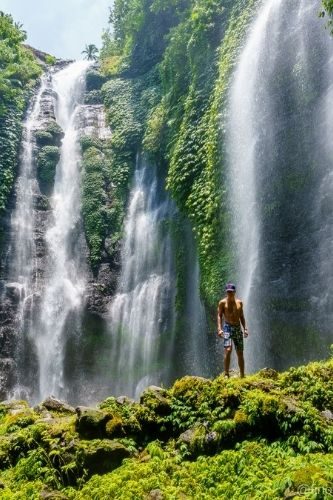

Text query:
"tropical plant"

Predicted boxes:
[[81, 44, 99, 61]]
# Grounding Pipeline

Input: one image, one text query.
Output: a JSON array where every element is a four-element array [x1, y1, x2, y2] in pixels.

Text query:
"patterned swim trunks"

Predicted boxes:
[[223, 322, 244, 351]]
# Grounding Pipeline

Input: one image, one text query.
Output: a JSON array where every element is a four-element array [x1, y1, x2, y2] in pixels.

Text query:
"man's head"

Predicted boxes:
[[225, 283, 236, 294]]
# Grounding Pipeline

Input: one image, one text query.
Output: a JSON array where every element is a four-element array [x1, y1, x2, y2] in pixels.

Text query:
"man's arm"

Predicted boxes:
[[217, 301, 224, 337], [239, 301, 248, 337]]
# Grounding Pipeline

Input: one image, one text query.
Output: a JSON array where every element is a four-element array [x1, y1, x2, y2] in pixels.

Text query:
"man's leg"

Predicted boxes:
[[224, 347, 232, 377], [236, 350, 245, 378]]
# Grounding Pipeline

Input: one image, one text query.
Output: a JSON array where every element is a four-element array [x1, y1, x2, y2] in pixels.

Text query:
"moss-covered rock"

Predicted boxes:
[[75, 406, 109, 439], [0, 358, 332, 496], [36, 145, 60, 194], [35, 120, 64, 148], [76, 439, 131, 476]]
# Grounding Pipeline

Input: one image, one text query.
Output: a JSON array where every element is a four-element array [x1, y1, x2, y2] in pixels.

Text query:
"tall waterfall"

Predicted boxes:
[[35, 61, 90, 400], [6, 61, 90, 402], [109, 159, 176, 399], [227, 0, 333, 371]]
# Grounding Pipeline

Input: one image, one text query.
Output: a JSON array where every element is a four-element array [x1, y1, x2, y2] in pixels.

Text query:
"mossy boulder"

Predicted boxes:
[[36, 145, 60, 194], [75, 406, 109, 439], [38, 397, 75, 415], [76, 439, 131, 476], [35, 120, 64, 147], [105, 416, 124, 438], [140, 386, 172, 416]]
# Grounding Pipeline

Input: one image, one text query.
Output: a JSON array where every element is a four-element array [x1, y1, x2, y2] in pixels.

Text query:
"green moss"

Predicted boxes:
[[0, 13, 41, 235], [0, 358, 332, 496], [36, 145, 60, 193]]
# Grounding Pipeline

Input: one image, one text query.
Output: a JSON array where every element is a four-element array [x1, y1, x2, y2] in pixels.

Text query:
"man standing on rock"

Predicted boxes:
[[217, 283, 248, 378]]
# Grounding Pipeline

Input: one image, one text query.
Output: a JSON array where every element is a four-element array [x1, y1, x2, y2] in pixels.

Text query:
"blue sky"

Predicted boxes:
[[0, 0, 112, 60]]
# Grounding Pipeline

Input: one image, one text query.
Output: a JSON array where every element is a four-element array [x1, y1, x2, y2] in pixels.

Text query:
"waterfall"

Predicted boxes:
[[3, 75, 50, 396], [9, 75, 48, 293], [4, 61, 91, 402], [35, 61, 90, 400], [108, 158, 176, 399], [227, 0, 333, 370]]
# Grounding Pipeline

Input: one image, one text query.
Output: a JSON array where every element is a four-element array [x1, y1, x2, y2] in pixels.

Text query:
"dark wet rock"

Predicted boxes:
[[4, 283, 24, 304], [0, 358, 17, 398], [34, 193, 50, 211], [76, 439, 131, 476], [75, 406, 109, 438], [39, 396, 75, 414]]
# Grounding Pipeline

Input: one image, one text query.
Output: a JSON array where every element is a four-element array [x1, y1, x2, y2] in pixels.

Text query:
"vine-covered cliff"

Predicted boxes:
[[0, 12, 41, 248], [94, 0, 261, 321]]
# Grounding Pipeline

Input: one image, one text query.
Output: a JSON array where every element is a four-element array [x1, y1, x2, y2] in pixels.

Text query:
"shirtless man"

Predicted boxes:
[[217, 283, 248, 378]]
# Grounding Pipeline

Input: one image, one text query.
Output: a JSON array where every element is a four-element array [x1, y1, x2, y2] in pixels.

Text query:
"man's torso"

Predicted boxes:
[[220, 297, 242, 325]]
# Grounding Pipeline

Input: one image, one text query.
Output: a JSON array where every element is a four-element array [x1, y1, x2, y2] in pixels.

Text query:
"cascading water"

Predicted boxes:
[[9, 75, 48, 295], [109, 158, 176, 398], [3, 75, 51, 395], [4, 61, 91, 402], [35, 61, 91, 400], [227, 0, 333, 371]]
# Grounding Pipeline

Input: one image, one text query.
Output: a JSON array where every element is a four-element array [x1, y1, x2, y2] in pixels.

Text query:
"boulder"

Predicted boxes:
[[75, 406, 109, 438], [140, 386, 171, 416], [39, 396, 75, 414], [76, 439, 131, 476]]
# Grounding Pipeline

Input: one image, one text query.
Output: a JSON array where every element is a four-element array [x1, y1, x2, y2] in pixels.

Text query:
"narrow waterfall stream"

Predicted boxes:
[[227, 0, 333, 371], [109, 158, 176, 399], [5, 75, 50, 396]]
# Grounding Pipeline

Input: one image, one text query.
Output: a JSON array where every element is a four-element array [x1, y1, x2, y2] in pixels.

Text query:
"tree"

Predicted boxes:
[[81, 44, 99, 61]]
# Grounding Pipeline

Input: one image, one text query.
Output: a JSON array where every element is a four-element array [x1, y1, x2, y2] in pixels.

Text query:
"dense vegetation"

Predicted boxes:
[[97, 0, 261, 318], [0, 354, 332, 498], [0, 12, 41, 236]]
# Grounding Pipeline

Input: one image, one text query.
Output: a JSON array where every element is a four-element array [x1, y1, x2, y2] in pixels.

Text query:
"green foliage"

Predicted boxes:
[[163, 0, 260, 310], [0, 359, 333, 497], [103, 0, 192, 76], [0, 12, 41, 116], [81, 69, 161, 267], [0, 11, 41, 226], [36, 145, 60, 192], [321, 0, 333, 33], [45, 54, 57, 65], [85, 69, 106, 91]]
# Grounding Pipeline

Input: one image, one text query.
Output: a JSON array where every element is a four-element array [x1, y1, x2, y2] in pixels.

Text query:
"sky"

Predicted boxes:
[[0, 0, 112, 60]]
